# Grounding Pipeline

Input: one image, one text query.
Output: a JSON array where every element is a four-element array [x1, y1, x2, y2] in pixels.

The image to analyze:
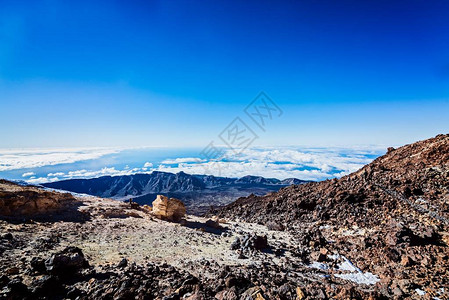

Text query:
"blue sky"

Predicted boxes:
[[1, 0, 448, 148]]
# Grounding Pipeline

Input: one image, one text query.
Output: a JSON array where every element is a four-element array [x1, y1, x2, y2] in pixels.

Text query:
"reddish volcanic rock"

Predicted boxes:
[[217, 134, 449, 298]]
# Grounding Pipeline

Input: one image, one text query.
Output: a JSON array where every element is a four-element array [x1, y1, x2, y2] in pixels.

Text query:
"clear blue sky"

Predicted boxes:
[[1, 0, 448, 148]]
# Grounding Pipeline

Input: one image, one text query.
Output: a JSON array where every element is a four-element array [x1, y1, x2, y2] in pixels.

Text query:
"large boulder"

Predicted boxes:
[[44, 247, 89, 276], [152, 195, 186, 221]]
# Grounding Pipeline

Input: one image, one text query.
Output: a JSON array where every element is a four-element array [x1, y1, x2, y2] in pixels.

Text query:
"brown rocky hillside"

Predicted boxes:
[[217, 134, 449, 298]]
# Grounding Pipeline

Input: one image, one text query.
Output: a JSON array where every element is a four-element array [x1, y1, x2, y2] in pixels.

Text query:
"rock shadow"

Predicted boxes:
[[183, 220, 229, 235]]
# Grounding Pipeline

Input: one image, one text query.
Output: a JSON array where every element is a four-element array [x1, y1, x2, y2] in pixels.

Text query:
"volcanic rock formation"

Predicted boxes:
[[0, 180, 77, 217], [152, 194, 186, 221]]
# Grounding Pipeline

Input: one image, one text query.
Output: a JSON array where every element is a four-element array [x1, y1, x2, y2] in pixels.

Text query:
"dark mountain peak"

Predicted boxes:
[[235, 175, 280, 185]]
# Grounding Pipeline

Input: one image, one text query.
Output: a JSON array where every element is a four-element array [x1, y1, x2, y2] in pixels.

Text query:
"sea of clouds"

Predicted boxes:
[[0, 148, 120, 171], [0, 146, 385, 184]]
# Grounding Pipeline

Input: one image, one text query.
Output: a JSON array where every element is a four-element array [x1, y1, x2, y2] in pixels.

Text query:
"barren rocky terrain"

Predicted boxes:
[[0, 134, 448, 299], [0, 189, 387, 299]]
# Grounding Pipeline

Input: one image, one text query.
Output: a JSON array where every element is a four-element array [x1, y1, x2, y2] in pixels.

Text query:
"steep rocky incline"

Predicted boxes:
[[217, 134, 449, 298]]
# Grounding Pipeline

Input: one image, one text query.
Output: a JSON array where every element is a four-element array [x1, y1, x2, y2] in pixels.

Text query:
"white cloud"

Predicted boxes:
[[26, 166, 153, 184], [161, 157, 203, 164], [66, 167, 133, 178], [22, 172, 35, 177], [27, 177, 60, 184], [143, 162, 153, 168], [47, 172, 64, 177], [155, 161, 333, 181], [0, 148, 120, 171]]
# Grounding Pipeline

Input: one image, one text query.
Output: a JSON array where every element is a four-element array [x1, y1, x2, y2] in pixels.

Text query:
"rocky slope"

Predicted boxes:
[[43, 172, 307, 215], [217, 134, 449, 298]]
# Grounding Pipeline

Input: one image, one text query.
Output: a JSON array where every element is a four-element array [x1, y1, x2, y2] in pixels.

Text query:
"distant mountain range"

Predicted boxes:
[[43, 172, 308, 214]]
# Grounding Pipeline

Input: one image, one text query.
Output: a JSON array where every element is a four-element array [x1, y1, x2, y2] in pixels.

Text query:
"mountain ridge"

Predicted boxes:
[[43, 171, 305, 196], [42, 171, 308, 214]]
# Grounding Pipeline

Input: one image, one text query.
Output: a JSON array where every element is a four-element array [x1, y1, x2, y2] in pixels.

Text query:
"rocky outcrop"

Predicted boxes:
[[32, 247, 89, 276], [0, 180, 76, 217], [152, 195, 186, 221]]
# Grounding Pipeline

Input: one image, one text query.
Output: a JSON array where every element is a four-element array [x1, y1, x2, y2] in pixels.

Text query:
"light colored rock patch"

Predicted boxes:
[[151, 195, 186, 221]]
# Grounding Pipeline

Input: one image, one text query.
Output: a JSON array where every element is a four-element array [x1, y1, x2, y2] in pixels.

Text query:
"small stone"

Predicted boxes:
[[6, 267, 19, 275], [1, 233, 13, 240], [30, 257, 46, 274], [392, 286, 403, 297], [225, 276, 238, 288], [255, 293, 265, 300], [241, 287, 264, 300], [310, 251, 326, 262], [400, 255, 414, 267], [316, 289, 326, 299], [0, 275, 10, 288], [398, 279, 412, 293], [276, 283, 291, 297], [266, 221, 285, 231], [31, 275, 63, 296], [421, 256, 431, 266], [237, 250, 247, 259], [117, 258, 128, 268], [230, 237, 240, 250], [319, 248, 329, 256], [296, 287, 305, 300], [7, 278, 29, 297], [205, 219, 220, 229]]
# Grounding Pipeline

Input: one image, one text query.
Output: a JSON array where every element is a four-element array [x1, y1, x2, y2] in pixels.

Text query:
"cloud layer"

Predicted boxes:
[[26, 167, 145, 184], [0, 148, 119, 171], [1, 147, 384, 184], [155, 147, 383, 181]]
